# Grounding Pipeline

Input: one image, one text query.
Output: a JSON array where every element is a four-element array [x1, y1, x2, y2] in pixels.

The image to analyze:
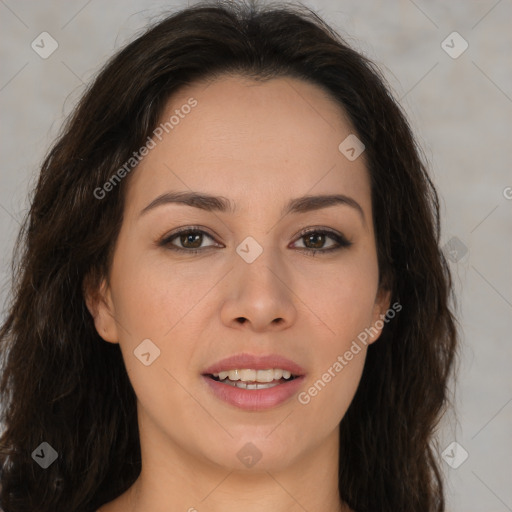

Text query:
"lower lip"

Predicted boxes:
[[202, 375, 305, 411]]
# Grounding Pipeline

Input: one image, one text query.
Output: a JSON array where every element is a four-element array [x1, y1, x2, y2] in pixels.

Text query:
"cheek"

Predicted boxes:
[[295, 253, 378, 415], [111, 248, 215, 340], [291, 343, 367, 455], [110, 255, 217, 404], [300, 256, 379, 342], [301, 346, 367, 409]]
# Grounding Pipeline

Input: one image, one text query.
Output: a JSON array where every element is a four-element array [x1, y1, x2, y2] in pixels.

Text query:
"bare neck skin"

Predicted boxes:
[[100, 412, 348, 512]]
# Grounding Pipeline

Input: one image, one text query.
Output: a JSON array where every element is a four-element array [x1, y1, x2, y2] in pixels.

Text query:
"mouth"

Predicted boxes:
[[206, 368, 300, 389], [201, 353, 306, 410]]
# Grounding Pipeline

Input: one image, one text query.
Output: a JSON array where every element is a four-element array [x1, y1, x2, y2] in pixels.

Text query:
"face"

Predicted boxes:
[[86, 74, 390, 474]]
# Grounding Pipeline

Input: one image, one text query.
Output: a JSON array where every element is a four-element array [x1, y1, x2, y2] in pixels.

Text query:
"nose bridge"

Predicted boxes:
[[220, 232, 297, 330], [234, 233, 286, 292]]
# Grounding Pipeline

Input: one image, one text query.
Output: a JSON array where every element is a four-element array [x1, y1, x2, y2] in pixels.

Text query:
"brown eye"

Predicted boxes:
[[178, 231, 203, 249], [304, 232, 327, 249], [159, 226, 351, 256], [292, 228, 352, 255], [160, 228, 219, 254]]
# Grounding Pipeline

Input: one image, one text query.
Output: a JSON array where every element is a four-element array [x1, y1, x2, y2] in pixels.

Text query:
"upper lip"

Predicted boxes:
[[202, 353, 306, 376]]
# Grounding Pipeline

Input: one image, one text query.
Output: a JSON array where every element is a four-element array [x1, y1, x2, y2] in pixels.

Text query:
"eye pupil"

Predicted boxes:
[[305, 233, 325, 249], [182, 232, 202, 248]]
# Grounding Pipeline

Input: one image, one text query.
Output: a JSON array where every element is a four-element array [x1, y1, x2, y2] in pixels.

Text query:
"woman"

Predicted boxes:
[[0, 1, 458, 511]]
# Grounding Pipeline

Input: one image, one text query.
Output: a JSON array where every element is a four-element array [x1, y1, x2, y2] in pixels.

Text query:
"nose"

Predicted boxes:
[[220, 250, 297, 332]]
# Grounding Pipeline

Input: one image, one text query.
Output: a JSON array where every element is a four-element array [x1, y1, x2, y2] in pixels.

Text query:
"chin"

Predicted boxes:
[[198, 432, 302, 473]]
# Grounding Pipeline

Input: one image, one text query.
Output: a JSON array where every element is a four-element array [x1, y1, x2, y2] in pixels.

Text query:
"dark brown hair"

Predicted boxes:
[[0, 1, 458, 511]]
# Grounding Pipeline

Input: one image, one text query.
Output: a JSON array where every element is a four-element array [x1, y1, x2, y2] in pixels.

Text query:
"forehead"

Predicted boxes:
[[124, 74, 371, 219]]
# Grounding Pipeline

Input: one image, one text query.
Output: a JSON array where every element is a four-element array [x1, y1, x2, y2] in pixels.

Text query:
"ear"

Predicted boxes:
[[367, 285, 392, 345], [83, 275, 120, 344]]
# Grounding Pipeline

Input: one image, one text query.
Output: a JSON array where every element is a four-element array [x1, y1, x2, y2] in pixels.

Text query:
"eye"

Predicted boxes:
[[158, 227, 221, 254], [158, 226, 352, 255], [291, 227, 352, 255]]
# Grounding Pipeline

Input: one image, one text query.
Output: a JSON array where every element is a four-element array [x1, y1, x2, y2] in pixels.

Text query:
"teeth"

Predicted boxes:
[[238, 369, 256, 381], [223, 380, 281, 390], [211, 368, 295, 383]]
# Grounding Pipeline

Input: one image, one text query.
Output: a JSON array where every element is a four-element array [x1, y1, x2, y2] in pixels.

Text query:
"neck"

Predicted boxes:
[[120, 410, 348, 512]]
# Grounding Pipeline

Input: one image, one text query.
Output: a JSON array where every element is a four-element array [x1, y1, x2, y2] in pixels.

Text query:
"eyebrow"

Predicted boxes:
[[139, 191, 365, 223]]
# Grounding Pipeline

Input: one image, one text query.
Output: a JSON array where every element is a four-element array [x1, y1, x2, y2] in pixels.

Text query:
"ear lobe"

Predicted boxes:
[[83, 276, 119, 344]]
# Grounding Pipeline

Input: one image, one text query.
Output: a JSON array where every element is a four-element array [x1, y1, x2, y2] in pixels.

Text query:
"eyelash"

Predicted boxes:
[[158, 225, 352, 256]]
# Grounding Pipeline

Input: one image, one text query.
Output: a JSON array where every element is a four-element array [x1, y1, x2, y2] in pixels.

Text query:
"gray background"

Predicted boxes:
[[1, 1, 511, 510]]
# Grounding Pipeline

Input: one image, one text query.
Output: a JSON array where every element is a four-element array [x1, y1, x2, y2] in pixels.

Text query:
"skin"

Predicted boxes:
[[87, 74, 390, 512]]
